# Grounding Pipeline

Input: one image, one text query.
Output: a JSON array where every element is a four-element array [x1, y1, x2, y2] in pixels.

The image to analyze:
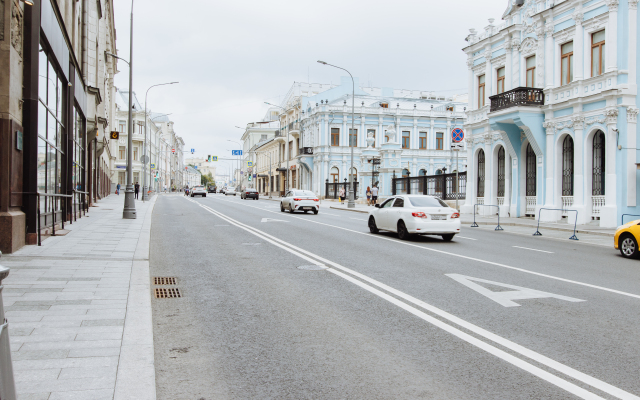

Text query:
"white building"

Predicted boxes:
[[185, 166, 202, 187], [239, 114, 280, 189]]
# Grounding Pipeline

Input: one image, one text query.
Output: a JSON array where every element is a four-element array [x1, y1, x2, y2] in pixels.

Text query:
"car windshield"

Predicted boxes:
[[408, 196, 448, 208], [293, 191, 316, 197]]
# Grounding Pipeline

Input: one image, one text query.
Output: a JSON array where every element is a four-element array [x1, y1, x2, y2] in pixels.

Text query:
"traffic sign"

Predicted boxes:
[[232, 150, 243, 156], [253, 174, 256, 178], [212, 156, 218, 162], [110, 131, 119, 140], [247, 161, 253, 167], [151, 163, 156, 169], [191, 148, 195, 154], [172, 148, 175, 154], [452, 128, 465, 143], [141, 155, 149, 164]]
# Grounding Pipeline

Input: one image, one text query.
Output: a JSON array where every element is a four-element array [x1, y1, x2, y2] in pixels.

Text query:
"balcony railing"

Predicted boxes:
[[489, 87, 544, 112]]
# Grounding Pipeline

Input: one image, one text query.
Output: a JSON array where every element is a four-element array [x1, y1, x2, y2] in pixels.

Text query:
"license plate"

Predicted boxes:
[[431, 215, 447, 220]]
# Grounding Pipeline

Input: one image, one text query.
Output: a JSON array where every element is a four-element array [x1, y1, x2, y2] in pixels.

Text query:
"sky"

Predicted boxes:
[[112, 0, 508, 161]]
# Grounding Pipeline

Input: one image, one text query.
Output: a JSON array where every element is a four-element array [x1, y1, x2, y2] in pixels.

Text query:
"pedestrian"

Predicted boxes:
[[163, 185, 167, 193], [134, 182, 140, 199], [339, 186, 345, 204], [116, 183, 120, 195], [366, 186, 372, 206], [371, 185, 379, 205]]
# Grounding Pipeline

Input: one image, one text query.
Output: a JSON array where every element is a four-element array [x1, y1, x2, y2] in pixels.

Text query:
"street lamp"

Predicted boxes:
[[318, 60, 356, 208], [143, 82, 178, 201]]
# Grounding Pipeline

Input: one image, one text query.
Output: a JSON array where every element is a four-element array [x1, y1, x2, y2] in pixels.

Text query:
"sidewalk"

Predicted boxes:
[[1, 194, 157, 400]]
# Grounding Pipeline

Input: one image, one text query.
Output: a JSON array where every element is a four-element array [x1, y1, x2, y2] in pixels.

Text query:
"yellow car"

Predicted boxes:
[[615, 219, 640, 258]]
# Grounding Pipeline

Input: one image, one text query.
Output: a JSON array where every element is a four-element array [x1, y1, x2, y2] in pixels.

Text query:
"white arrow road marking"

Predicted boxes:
[[446, 274, 586, 307], [261, 218, 289, 223], [513, 246, 554, 254]]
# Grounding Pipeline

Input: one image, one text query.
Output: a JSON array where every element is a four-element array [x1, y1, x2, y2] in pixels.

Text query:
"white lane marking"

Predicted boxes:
[[513, 246, 554, 254], [446, 274, 585, 308], [456, 236, 478, 241], [206, 196, 640, 300], [350, 217, 367, 221], [185, 198, 634, 400], [261, 218, 289, 223]]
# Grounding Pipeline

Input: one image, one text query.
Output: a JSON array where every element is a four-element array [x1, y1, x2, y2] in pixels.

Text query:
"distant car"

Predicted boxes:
[[615, 219, 640, 258], [280, 190, 319, 214], [207, 185, 216, 193], [219, 187, 226, 194], [225, 187, 236, 196], [368, 195, 460, 241], [241, 188, 259, 200], [190, 185, 206, 197]]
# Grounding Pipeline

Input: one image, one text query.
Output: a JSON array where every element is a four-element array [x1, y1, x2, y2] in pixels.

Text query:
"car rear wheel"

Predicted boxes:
[[313, 210, 318, 215], [397, 221, 411, 240], [289, 205, 295, 214], [620, 234, 640, 259], [368, 217, 379, 234], [441, 234, 455, 242], [280, 203, 285, 212]]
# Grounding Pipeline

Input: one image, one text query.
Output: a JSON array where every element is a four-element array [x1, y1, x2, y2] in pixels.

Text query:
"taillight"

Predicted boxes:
[[293, 198, 302, 201], [246, 192, 250, 194], [451, 213, 460, 219], [313, 198, 319, 202], [412, 212, 427, 218]]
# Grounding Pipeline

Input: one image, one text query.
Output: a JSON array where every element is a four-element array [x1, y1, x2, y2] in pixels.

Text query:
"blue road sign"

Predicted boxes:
[[232, 150, 243, 156], [191, 148, 195, 153], [212, 156, 218, 161], [253, 174, 257, 178], [452, 128, 465, 143]]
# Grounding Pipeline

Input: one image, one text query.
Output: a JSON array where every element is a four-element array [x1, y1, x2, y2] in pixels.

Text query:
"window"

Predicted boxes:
[[349, 167, 357, 182], [402, 169, 410, 178], [402, 131, 410, 149], [419, 132, 427, 149], [330, 166, 339, 183], [478, 75, 486, 107], [561, 42, 574, 86], [133, 147, 138, 161], [592, 30, 605, 77], [526, 56, 536, 87], [392, 198, 405, 207], [381, 198, 394, 208], [497, 67, 506, 94], [526, 144, 536, 196], [436, 132, 443, 150], [72, 108, 85, 192], [380, 103, 389, 108], [119, 146, 125, 160], [349, 128, 357, 147], [118, 171, 125, 185], [497, 146, 505, 197], [477, 149, 485, 198], [418, 169, 427, 176], [409, 197, 448, 207], [562, 135, 574, 196], [289, 141, 293, 158], [331, 128, 340, 146], [119, 121, 126, 133], [592, 130, 605, 196]]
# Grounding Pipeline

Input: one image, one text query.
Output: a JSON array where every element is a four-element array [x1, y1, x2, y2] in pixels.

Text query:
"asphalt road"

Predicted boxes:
[[149, 193, 640, 400]]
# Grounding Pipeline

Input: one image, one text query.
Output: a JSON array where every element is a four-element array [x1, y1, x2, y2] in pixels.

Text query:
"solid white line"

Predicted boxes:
[[185, 198, 636, 400], [513, 246, 554, 254], [456, 236, 478, 241], [205, 196, 640, 300], [350, 217, 367, 221]]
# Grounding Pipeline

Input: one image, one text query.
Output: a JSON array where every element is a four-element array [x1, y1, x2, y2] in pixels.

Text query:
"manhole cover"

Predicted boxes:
[[297, 265, 328, 271], [154, 277, 177, 285], [155, 288, 182, 298]]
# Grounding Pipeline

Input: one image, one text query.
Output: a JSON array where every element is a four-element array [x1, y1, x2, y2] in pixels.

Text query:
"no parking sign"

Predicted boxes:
[[451, 127, 465, 143]]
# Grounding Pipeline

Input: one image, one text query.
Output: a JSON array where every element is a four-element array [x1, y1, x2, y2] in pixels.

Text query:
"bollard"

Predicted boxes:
[[0, 251, 17, 400]]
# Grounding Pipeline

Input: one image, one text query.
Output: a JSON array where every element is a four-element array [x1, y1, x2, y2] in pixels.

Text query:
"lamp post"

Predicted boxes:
[[318, 60, 356, 208], [143, 83, 178, 201], [227, 140, 242, 189]]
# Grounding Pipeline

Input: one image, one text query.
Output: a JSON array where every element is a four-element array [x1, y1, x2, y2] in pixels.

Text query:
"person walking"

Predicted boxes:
[[339, 186, 345, 204], [134, 182, 140, 200], [366, 186, 372, 206], [371, 185, 379, 205], [116, 183, 120, 195]]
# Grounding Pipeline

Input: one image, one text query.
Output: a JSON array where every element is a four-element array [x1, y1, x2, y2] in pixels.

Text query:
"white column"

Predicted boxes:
[[545, 23, 554, 89], [360, 114, 365, 149], [606, 0, 619, 73], [503, 154, 512, 217], [484, 48, 493, 105], [484, 139, 493, 214], [543, 121, 555, 206], [573, 12, 584, 82], [430, 120, 436, 150], [505, 39, 513, 91], [413, 120, 418, 149], [377, 117, 383, 147], [573, 116, 587, 224], [342, 114, 347, 147], [629, 0, 638, 87], [461, 142, 475, 213], [600, 107, 619, 227], [627, 108, 639, 207], [467, 58, 476, 109]]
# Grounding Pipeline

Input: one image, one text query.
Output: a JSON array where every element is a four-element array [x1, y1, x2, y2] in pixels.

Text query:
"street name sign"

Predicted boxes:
[[232, 150, 243, 156]]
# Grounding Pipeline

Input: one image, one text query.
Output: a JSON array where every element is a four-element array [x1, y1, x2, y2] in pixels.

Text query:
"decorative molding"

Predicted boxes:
[[605, 0, 619, 12], [472, 62, 486, 74], [583, 15, 608, 33], [467, 57, 474, 68], [571, 114, 585, 130], [519, 37, 538, 57], [572, 12, 584, 26], [543, 121, 555, 134], [10, 0, 23, 57], [504, 39, 512, 50], [483, 49, 492, 60], [491, 54, 506, 66], [605, 107, 619, 125], [585, 115, 606, 125], [627, 107, 639, 123], [555, 119, 574, 131], [553, 26, 575, 44], [544, 22, 554, 36], [630, 0, 639, 10]]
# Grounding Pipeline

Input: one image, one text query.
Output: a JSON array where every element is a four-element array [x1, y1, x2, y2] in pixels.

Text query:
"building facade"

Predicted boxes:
[[0, 0, 117, 253], [239, 116, 279, 189], [462, 0, 637, 228]]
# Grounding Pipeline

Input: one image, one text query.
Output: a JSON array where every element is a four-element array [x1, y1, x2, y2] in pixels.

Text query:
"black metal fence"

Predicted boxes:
[[392, 172, 466, 200], [489, 87, 544, 112], [325, 180, 360, 200]]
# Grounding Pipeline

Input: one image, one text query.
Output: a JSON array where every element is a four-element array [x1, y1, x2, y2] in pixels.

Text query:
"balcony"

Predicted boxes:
[[489, 87, 544, 112], [298, 147, 313, 156]]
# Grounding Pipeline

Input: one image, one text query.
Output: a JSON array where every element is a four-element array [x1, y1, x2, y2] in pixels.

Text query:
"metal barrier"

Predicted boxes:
[[470, 204, 503, 231], [621, 214, 640, 226], [533, 208, 579, 240], [73, 190, 89, 221], [15, 192, 73, 246], [0, 252, 17, 400]]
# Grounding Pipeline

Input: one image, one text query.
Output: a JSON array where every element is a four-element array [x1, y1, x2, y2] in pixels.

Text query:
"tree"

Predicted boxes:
[[201, 172, 215, 187]]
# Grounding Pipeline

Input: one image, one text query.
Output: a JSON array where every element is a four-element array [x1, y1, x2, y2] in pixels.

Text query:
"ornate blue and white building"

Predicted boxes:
[[463, 0, 638, 227]]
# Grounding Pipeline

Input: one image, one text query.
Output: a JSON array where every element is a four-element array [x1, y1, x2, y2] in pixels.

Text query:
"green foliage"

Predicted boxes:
[[201, 172, 216, 187]]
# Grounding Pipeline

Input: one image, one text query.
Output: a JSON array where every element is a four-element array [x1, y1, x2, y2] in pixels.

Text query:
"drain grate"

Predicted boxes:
[[155, 288, 182, 298], [154, 277, 177, 285], [297, 265, 328, 271]]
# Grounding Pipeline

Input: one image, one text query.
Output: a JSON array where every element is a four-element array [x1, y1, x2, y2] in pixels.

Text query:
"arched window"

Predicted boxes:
[[402, 168, 410, 178], [592, 130, 605, 196], [349, 167, 358, 182], [330, 167, 339, 183], [497, 147, 505, 197], [418, 169, 427, 176], [562, 136, 574, 196], [477, 149, 485, 197], [526, 144, 536, 196], [436, 169, 443, 175]]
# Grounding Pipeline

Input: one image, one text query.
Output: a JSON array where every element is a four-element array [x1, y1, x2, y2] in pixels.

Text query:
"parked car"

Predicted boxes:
[[241, 188, 259, 200], [208, 185, 216, 193], [280, 190, 319, 214], [225, 187, 236, 196], [190, 185, 207, 197], [615, 219, 640, 258], [368, 195, 460, 241]]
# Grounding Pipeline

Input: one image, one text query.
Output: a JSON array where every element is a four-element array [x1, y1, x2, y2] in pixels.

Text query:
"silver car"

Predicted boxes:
[[280, 190, 319, 214], [190, 185, 206, 197], [225, 187, 236, 196]]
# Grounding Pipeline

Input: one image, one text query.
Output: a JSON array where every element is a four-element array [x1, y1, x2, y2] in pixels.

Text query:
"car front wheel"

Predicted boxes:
[[368, 217, 379, 234], [620, 234, 640, 259], [280, 203, 285, 212]]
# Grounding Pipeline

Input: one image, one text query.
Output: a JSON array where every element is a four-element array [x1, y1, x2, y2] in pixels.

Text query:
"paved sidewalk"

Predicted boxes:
[[1, 194, 157, 400]]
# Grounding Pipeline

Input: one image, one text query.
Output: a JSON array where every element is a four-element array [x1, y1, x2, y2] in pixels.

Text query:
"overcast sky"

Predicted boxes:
[[112, 0, 507, 160]]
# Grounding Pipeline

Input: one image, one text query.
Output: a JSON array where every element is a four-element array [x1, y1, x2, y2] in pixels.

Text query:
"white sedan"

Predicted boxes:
[[225, 187, 236, 196], [280, 190, 319, 214], [368, 195, 460, 241]]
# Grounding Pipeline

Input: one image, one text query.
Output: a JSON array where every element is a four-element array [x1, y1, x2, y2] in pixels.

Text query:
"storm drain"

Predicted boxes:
[[297, 265, 328, 271], [154, 277, 177, 285], [155, 288, 182, 298]]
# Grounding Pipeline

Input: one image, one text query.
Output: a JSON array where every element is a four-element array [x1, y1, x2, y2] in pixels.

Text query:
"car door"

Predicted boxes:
[[283, 191, 291, 208], [390, 197, 405, 231], [376, 197, 396, 230]]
